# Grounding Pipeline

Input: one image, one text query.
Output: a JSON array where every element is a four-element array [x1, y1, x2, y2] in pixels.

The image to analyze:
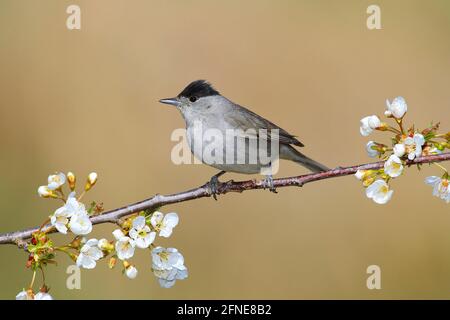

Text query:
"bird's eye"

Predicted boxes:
[[189, 96, 197, 102]]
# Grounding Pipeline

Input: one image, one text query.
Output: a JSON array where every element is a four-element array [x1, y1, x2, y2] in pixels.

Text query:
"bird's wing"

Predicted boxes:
[[226, 103, 304, 147]]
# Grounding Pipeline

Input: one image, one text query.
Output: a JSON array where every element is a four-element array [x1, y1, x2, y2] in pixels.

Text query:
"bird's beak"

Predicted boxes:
[[159, 97, 180, 107]]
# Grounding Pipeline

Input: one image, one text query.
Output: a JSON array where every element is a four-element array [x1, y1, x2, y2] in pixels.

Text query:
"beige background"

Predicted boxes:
[[1, 0, 450, 299]]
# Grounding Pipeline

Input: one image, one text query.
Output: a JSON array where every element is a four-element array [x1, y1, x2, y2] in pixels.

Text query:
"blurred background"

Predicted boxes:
[[1, 0, 450, 299]]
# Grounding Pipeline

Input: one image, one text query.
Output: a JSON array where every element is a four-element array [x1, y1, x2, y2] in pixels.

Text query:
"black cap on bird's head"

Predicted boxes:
[[177, 80, 220, 99], [159, 80, 220, 107]]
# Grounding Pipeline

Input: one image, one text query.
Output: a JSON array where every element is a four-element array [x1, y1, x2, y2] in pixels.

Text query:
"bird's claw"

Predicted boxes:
[[208, 173, 226, 200], [262, 175, 277, 193]]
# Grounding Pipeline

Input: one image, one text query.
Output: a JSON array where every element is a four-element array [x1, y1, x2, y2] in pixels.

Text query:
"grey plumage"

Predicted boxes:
[[160, 80, 328, 176]]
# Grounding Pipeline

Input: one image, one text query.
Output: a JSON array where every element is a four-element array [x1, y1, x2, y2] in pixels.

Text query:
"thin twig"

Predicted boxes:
[[0, 153, 449, 245]]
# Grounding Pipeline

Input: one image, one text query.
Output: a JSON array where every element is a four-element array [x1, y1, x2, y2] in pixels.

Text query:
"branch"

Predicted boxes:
[[1, 153, 449, 245]]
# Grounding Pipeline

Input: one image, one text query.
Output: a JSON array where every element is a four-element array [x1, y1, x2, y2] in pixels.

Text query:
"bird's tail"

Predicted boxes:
[[281, 145, 329, 173], [294, 154, 329, 172]]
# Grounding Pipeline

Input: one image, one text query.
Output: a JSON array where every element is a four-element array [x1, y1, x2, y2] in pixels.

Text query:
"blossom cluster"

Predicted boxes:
[[357, 97, 449, 204], [152, 247, 188, 288], [17, 171, 187, 300], [16, 289, 53, 300], [39, 172, 96, 235], [75, 210, 185, 288]]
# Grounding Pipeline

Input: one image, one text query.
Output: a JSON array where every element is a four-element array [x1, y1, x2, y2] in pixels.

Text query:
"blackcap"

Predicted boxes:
[[160, 80, 328, 196]]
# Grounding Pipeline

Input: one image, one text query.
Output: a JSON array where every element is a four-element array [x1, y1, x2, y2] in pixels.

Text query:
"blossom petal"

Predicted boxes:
[[132, 216, 146, 230], [425, 176, 440, 185], [112, 229, 125, 240], [150, 212, 164, 227]]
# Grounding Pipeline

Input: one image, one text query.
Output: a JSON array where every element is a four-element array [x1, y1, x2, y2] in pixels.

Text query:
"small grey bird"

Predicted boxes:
[[160, 80, 328, 197]]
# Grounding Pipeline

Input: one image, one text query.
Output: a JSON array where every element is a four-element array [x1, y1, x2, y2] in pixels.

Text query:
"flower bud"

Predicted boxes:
[[120, 218, 133, 231], [85, 172, 98, 191], [386, 97, 408, 119], [363, 176, 375, 187], [125, 265, 138, 279], [70, 236, 82, 249], [98, 238, 114, 252], [108, 256, 117, 269], [67, 172, 76, 191], [375, 122, 389, 132], [38, 186, 57, 198], [69, 253, 78, 262]]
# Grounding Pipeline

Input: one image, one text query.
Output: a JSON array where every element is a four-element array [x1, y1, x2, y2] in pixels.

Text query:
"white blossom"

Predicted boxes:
[[366, 179, 393, 204], [360, 115, 381, 136], [366, 141, 380, 158], [125, 265, 138, 279], [52, 192, 92, 235], [15, 290, 33, 300], [38, 185, 53, 198], [385, 97, 407, 119], [113, 229, 136, 260], [404, 133, 425, 160], [64, 193, 85, 214], [393, 143, 406, 158], [16, 290, 53, 300], [47, 172, 66, 190], [69, 212, 92, 235], [425, 176, 450, 203], [51, 206, 71, 234], [129, 216, 156, 249], [384, 155, 404, 178], [150, 212, 179, 238], [151, 247, 187, 288], [76, 239, 103, 269], [34, 292, 53, 300], [51, 193, 91, 235]]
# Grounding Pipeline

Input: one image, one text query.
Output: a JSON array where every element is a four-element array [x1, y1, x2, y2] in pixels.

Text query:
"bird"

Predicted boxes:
[[159, 80, 328, 198]]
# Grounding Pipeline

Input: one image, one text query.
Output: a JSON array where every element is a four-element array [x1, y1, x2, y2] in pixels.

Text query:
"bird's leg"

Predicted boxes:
[[262, 174, 277, 193], [208, 170, 226, 200]]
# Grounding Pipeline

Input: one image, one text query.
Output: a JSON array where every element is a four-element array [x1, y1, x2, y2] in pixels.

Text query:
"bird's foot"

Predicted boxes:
[[208, 171, 226, 200], [262, 175, 277, 193], [209, 176, 220, 200]]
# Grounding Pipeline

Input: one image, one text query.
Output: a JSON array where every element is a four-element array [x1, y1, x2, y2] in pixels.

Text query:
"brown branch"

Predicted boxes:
[[1, 153, 449, 245]]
